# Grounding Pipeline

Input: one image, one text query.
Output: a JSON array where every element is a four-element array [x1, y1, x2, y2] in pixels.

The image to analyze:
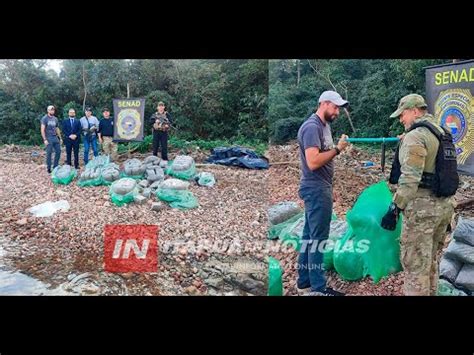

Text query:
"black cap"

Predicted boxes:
[[85, 107, 92, 112]]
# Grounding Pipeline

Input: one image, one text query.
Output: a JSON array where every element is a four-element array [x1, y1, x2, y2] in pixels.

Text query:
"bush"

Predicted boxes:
[[272, 117, 305, 145]]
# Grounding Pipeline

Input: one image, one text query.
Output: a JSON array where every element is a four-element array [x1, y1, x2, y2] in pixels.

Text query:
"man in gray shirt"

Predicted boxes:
[[80, 107, 100, 165], [296, 90, 349, 296], [41, 105, 62, 174]]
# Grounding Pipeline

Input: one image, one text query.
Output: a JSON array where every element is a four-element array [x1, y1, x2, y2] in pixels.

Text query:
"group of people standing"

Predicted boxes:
[[40, 101, 172, 173]]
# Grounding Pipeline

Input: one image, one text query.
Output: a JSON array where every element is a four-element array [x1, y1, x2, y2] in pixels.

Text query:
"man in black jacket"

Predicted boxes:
[[62, 108, 82, 169], [149, 101, 172, 161]]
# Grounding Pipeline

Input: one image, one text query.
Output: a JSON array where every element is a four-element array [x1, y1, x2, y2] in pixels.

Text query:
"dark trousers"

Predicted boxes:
[[45, 139, 61, 172], [65, 140, 80, 168], [297, 185, 333, 292], [152, 130, 168, 160]]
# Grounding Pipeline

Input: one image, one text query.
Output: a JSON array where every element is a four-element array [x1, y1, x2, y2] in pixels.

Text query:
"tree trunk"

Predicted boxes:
[[296, 59, 300, 87], [82, 61, 87, 112]]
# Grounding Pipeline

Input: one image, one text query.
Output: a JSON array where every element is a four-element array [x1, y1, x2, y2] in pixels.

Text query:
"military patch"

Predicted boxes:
[[435, 88, 474, 165]]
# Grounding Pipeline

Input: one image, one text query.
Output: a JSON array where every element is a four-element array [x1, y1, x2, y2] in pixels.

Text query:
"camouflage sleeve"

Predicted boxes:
[[393, 130, 427, 210]]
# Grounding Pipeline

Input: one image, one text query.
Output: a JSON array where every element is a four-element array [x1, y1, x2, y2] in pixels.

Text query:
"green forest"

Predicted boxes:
[[268, 59, 448, 144], [0, 59, 453, 150], [0, 59, 268, 150]]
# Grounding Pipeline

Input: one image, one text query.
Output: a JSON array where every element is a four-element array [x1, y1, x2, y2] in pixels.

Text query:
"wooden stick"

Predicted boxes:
[[269, 161, 300, 166]]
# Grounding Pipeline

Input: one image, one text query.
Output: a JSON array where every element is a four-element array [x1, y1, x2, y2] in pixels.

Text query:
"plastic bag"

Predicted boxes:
[[109, 178, 139, 207], [444, 240, 474, 264], [85, 155, 110, 169], [453, 217, 474, 246], [160, 178, 190, 190], [454, 264, 474, 291], [143, 155, 161, 167], [334, 181, 403, 283], [437, 278, 469, 296], [268, 257, 283, 296], [195, 172, 216, 187], [51, 165, 76, 185], [165, 156, 197, 180], [78, 166, 103, 187], [145, 166, 165, 183], [267, 210, 337, 252], [439, 256, 463, 283], [268, 201, 302, 225], [333, 226, 367, 281], [101, 163, 121, 185], [122, 158, 146, 180], [156, 188, 198, 210], [323, 220, 348, 271], [28, 200, 70, 217]]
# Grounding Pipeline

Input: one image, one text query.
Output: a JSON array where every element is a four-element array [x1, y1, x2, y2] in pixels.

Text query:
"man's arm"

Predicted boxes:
[[56, 126, 62, 142], [305, 147, 337, 170], [98, 120, 103, 142], [305, 134, 349, 171], [41, 123, 47, 145]]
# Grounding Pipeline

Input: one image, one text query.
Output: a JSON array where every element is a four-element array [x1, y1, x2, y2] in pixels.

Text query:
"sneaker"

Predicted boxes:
[[296, 286, 311, 296], [322, 287, 345, 296], [307, 287, 345, 296]]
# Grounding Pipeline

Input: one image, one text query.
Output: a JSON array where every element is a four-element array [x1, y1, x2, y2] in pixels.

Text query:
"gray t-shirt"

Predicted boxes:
[[297, 113, 335, 188], [41, 115, 59, 141], [80, 116, 100, 132]]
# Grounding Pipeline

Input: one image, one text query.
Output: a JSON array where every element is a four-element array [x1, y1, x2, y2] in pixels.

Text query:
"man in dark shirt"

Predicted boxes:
[[296, 90, 350, 296], [62, 108, 81, 169], [149, 101, 172, 161], [40, 105, 61, 173], [98, 108, 118, 161]]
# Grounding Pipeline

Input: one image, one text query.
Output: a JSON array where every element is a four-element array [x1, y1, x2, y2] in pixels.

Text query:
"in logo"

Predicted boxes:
[[104, 225, 158, 273]]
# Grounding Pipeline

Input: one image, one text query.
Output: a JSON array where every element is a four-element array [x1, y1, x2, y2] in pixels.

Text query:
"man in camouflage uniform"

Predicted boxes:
[[381, 94, 455, 296]]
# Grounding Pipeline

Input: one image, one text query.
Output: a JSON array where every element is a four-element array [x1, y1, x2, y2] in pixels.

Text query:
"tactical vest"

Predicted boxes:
[[389, 121, 459, 197]]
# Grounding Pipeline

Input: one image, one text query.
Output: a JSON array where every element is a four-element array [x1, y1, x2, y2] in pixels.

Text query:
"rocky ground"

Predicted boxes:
[[0, 144, 269, 295], [267, 142, 474, 296], [1, 142, 473, 296]]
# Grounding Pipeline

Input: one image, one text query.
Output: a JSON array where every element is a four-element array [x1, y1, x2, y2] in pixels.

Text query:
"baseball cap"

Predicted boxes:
[[318, 91, 349, 107], [390, 94, 427, 118]]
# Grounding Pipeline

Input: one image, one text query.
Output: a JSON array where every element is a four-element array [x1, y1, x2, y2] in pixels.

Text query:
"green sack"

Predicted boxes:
[[77, 167, 104, 187], [166, 163, 197, 181], [196, 172, 216, 187], [51, 166, 77, 185], [268, 257, 283, 296], [109, 183, 139, 207], [267, 211, 337, 252], [156, 188, 198, 210], [333, 226, 367, 281], [333, 181, 403, 283], [322, 220, 348, 271], [120, 170, 144, 180], [85, 155, 110, 169], [437, 278, 469, 296]]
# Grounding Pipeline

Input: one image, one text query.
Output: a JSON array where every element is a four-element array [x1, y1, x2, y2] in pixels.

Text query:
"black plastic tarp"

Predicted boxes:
[[206, 147, 269, 169]]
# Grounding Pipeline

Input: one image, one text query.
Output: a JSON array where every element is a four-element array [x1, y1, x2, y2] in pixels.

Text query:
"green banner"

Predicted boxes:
[[113, 98, 145, 142]]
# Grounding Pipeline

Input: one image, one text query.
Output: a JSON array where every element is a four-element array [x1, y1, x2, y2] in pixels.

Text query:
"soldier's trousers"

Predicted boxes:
[[152, 130, 168, 161], [101, 136, 118, 161], [401, 189, 454, 296]]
